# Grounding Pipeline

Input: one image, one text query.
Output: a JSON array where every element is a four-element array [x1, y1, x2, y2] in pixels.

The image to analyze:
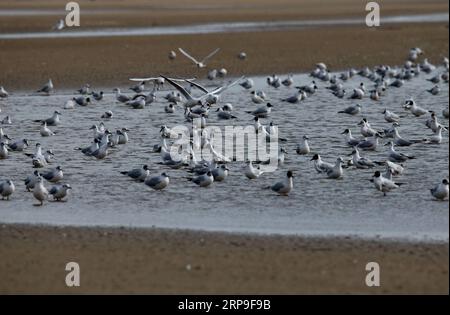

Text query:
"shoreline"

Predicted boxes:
[[0, 221, 448, 245], [0, 223, 448, 294], [0, 22, 449, 90]]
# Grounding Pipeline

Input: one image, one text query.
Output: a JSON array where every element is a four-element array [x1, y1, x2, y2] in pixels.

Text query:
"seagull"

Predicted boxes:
[[244, 161, 264, 179], [36, 79, 54, 95], [216, 107, 237, 120], [145, 173, 170, 190], [430, 179, 449, 200], [386, 141, 415, 162], [238, 52, 247, 60], [240, 78, 254, 90], [281, 90, 305, 103], [178, 47, 220, 68], [129, 81, 145, 93], [310, 154, 334, 173], [184, 76, 243, 105], [0, 86, 9, 98], [338, 104, 362, 115], [101, 111, 113, 119], [212, 165, 229, 182], [427, 85, 440, 95], [24, 170, 41, 192], [251, 90, 266, 104], [8, 138, 29, 152], [49, 184, 72, 201], [33, 177, 49, 206], [78, 139, 100, 156], [350, 148, 376, 168], [92, 91, 104, 101], [326, 157, 344, 179], [34, 111, 61, 126], [165, 103, 176, 113], [120, 165, 149, 182], [64, 99, 76, 109], [73, 96, 90, 106], [392, 126, 423, 146], [371, 171, 403, 196], [40, 122, 55, 137], [428, 125, 445, 144], [385, 160, 404, 176], [270, 171, 294, 196], [168, 50, 177, 60], [127, 96, 146, 109], [0, 180, 15, 200], [383, 109, 400, 123], [42, 166, 63, 183], [112, 88, 130, 103], [0, 142, 8, 159], [77, 84, 90, 95], [358, 119, 382, 137], [403, 99, 427, 117], [425, 112, 447, 133], [1, 115, 12, 125], [296, 136, 310, 155], [341, 129, 361, 147], [282, 75, 294, 87], [296, 81, 318, 95], [246, 103, 273, 118], [188, 171, 214, 187], [52, 19, 65, 31]]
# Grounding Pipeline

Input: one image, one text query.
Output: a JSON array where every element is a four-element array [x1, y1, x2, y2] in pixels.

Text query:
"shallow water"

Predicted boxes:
[[0, 69, 448, 241], [0, 13, 448, 40]]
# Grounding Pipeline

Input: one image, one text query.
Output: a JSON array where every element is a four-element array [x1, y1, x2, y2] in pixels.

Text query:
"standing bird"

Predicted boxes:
[[33, 177, 49, 206], [49, 184, 72, 201], [0, 86, 9, 98], [371, 171, 403, 196], [0, 180, 15, 200], [42, 166, 64, 183]]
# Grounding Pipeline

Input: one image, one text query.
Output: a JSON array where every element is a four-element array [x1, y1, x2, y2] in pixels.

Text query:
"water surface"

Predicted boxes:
[[0, 70, 448, 241]]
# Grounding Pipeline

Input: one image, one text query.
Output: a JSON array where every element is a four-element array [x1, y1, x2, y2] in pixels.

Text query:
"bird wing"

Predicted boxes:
[[185, 80, 210, 94], [201, 48, 220, 63], [210, 76, 245, 95], [160, 75, 194, 100], [129, 77, 159, 82], [178, 48, 200, 64]]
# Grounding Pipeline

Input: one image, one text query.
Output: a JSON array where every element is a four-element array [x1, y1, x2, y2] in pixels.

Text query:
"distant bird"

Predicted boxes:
[[36, 79, 54, 95], [168, 50, 177, 60], [0, 86, 9, 98], [92, 91, 104, 101], [77, 84, 91, 95], [240, 78, 254, 90], [1, 115, 12, 124], [52, 19, 65, 31], [178, 48, 220, 68], [403, 98, 428, 117], [427, 85, 440, 95], [238, 52, 247, 60], [383, 109, 400, 123], [246, 103, 273, 118], [310, 154, 334, 174], [8, 138, 29, 152]]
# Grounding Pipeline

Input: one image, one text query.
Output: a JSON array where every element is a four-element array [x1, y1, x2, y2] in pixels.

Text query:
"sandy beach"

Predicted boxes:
[[0, 0, 448, 90], [0, 224, 448, 294]]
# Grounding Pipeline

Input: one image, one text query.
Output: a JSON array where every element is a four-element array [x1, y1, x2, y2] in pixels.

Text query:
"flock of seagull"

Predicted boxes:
[[0, 47, 449, 205]]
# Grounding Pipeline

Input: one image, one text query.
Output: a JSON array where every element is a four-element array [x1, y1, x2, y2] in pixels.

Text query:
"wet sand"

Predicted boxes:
[[0, 224, 448, 294], [0, 22, 448, 91]]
